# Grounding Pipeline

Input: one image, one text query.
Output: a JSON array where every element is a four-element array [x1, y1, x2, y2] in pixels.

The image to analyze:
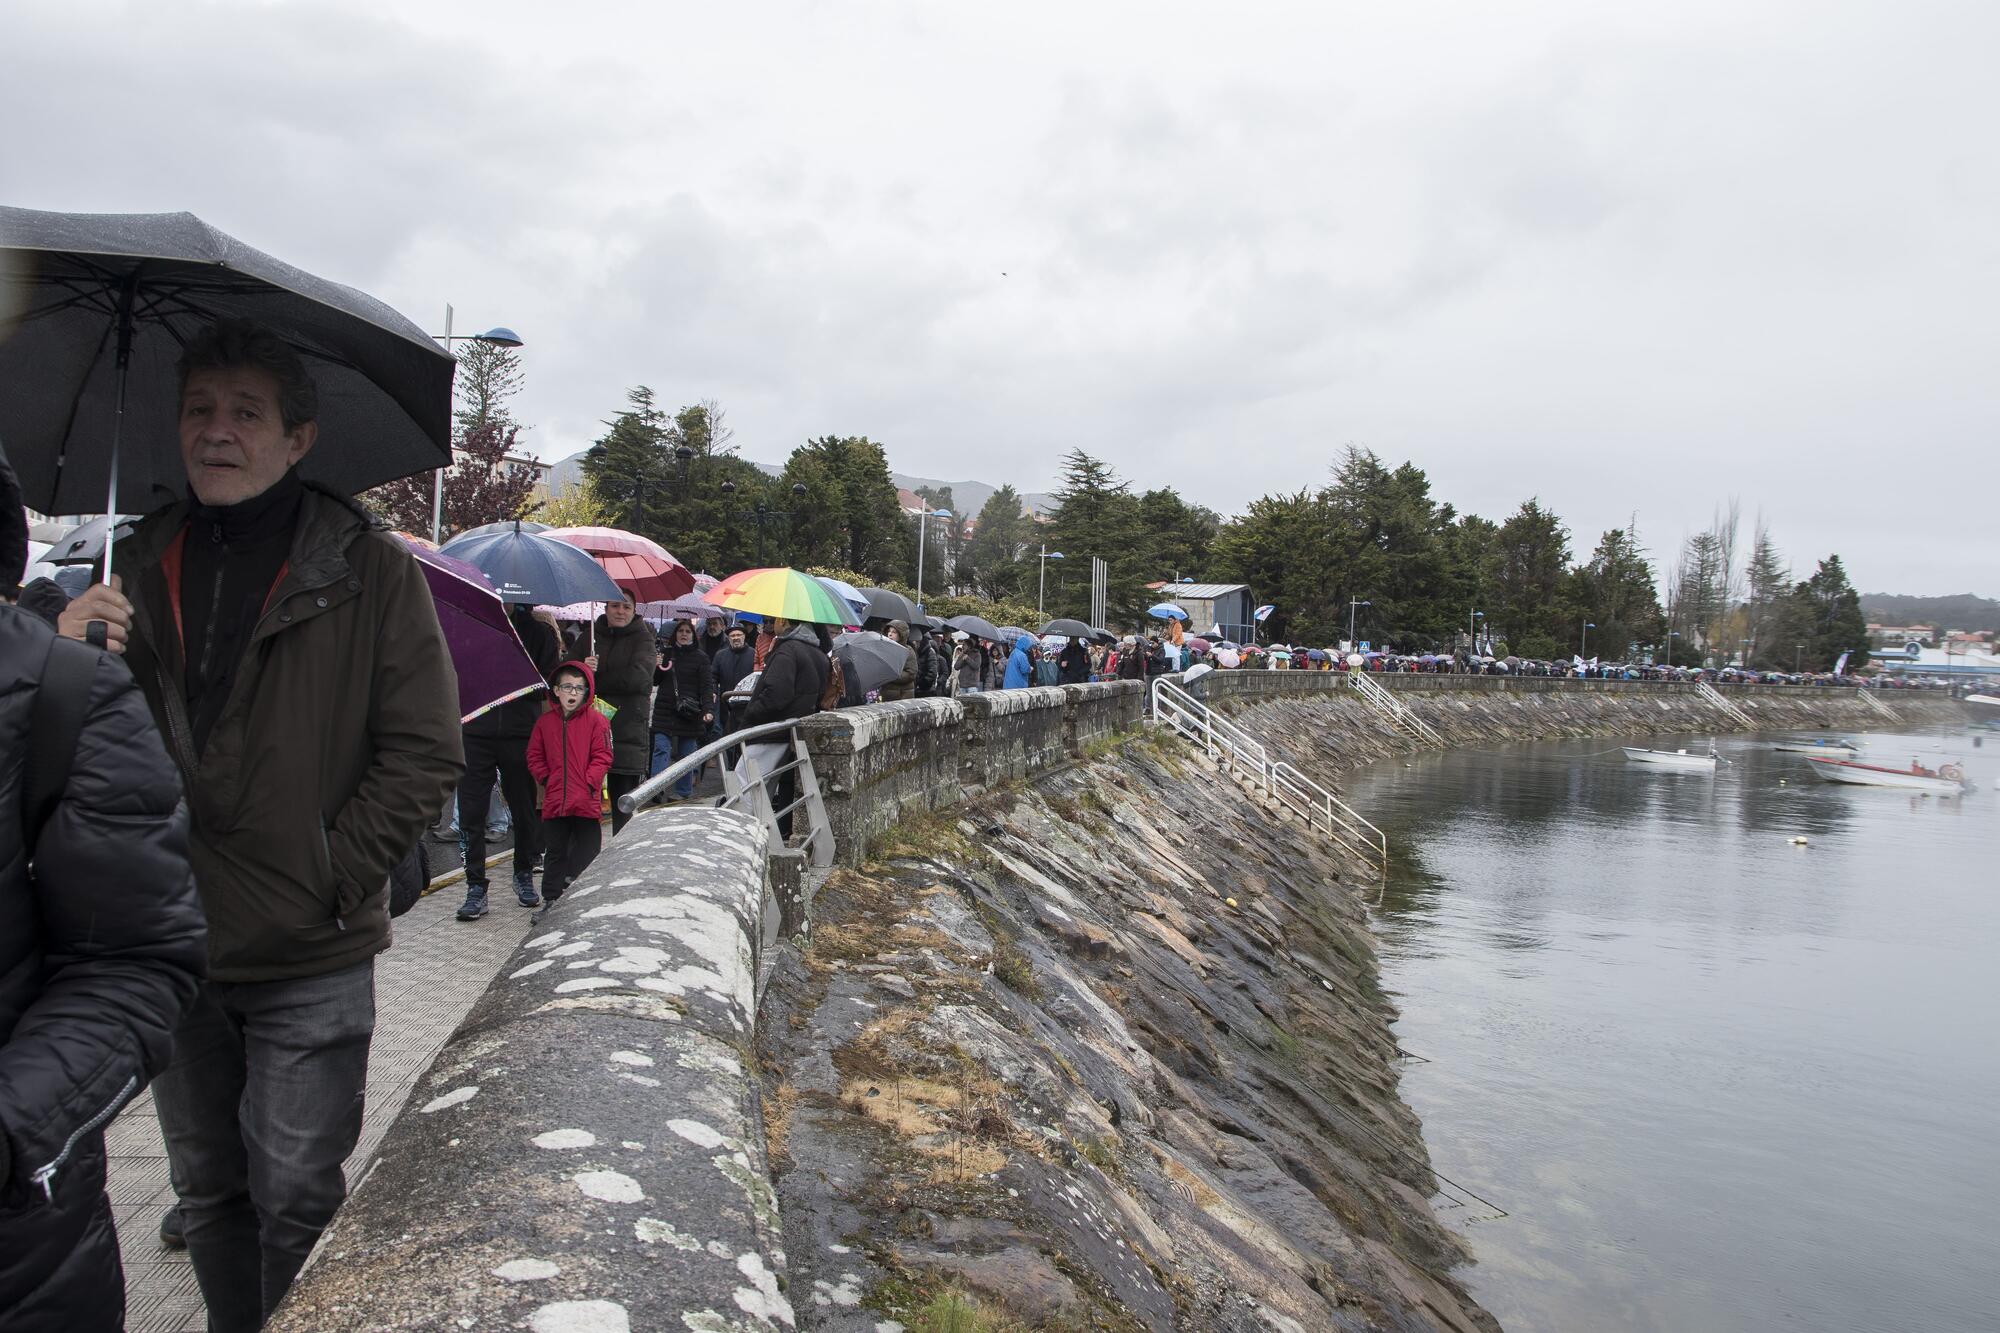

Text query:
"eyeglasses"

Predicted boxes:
[[554, 684, 586, 695]]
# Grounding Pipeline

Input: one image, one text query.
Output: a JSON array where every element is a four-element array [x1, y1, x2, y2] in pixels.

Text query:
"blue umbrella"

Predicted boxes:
[[440, 522, 624, 605], [1148, 603, 1189, 621], [814, 575, 870, 620]]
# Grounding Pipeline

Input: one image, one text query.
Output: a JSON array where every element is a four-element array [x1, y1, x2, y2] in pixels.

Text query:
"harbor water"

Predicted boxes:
[[1348, 726, 1998, 1333]]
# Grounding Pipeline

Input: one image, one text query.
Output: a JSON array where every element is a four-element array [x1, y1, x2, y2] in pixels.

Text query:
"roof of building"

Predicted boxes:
[[1153, 583, 1249, 600]]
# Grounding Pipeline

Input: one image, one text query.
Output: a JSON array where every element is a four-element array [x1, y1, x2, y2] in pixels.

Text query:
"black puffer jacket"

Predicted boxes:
[[651, 644, 717, 738], [592, 614, 657, 776], [0, 608, 207, 1331]]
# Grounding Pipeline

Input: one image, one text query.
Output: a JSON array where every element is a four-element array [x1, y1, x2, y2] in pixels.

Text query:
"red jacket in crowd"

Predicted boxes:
[[526, 660, 614, 820]]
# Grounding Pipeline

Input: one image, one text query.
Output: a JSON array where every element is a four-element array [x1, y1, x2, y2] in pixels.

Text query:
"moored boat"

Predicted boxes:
[[1622, 747, 1719, 771], [1772, 737, 1860, 756], [1802, 755, 1969, 795]]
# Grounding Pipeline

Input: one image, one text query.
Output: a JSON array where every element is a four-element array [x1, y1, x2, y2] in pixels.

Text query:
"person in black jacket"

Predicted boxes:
[[1057, 636, 1091, 685], [454, 605, 562, 919], [738, 616, 829, 838], [697, 615, 728, 660], [712, 623, 756, 729], [650, 619, 717, 800], [1, 445, 208, 1333]]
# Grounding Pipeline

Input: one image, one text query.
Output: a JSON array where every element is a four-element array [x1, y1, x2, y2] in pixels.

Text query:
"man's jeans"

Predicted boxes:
[[151, 960, 375, 1333]]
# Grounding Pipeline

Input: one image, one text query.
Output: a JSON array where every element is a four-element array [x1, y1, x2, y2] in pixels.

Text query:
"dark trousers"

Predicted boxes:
[[542, 815, 602, 898], [606, 772, 643, 834], [151, 960, 375, 1333], [460, 731, 540, 886]]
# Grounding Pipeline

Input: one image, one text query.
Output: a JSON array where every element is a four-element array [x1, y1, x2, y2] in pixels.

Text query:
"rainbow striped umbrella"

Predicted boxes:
[[703, 567, 850, 624]]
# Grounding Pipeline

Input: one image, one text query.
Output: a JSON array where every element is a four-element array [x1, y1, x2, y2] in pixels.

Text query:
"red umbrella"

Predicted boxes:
[[540, 525, 696, 602]]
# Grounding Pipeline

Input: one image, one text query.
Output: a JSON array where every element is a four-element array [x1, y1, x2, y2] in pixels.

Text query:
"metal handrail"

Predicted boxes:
[[1150, 677, 1388, 878], [1693, 679, 1754, 727], [1350, 670, 1445, 746], [617, 718, 834, 869]]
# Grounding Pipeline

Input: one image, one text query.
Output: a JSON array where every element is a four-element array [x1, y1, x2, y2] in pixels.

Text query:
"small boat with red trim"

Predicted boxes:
[[1802, 754, 1970, 795]]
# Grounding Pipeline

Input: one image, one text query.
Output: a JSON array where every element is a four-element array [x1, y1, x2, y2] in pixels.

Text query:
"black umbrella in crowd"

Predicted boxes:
[[832, 631, 913, 696], [945, 614, 1004, 643], [0, 208, 454, 551], [1040, 618, 1093, 639], [1089, 626, 1117, 645], [858, 586, 920, 624], [439, 522, 623, 606]]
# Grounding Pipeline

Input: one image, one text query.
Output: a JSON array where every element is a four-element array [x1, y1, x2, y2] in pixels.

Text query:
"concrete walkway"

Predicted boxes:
[[108, 879, 536, 1332]]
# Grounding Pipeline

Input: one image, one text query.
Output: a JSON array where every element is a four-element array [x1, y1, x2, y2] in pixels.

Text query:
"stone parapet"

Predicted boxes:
[[799, 697, 965, 866], [269, 807, 792, 1333], [958, 686, 1070, 792], [1064, 678, 1144, 752]]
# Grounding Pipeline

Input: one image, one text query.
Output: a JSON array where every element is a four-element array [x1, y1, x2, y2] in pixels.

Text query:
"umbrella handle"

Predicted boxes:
[[99, 275, 137, 591]]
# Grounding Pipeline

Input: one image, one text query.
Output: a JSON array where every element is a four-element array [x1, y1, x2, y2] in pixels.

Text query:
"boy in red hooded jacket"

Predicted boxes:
[[525, 661, 613, 905]]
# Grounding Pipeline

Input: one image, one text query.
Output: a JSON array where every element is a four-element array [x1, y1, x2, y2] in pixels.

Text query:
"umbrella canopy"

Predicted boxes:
[[0, 206, 453, 516], [654, 593, 729, 623], [704, 567, 851, 624], [1040, 618, 1094, 639], [1213, 640, 1240, 651], [1089, 627, 1116, 645], [455, 518, 548, 542], [995, 625, 1034, 645], [43, 513, 140, 565], [1215, 648, 1242, 668], [541, 525, 695, 603], [439, 524, 624, 605], [1186, 636, 1212, 653], [858, 586, 920, 625], [400, 538, 545, 724], [1147, 603, 1189, 621], [814, 575, 870, 620], [1307, 649, 1330, 662], [832, 631, 914, 695], [945, 614, 1004, 643]]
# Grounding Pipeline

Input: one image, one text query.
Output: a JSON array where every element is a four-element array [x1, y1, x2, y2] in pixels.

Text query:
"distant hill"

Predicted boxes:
[[544, 449, 1053, 518], [1860, 592, 2000, 632]]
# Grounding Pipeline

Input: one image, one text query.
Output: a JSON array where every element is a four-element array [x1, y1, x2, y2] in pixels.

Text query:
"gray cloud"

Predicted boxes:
[[4, 0, 1993, 593]]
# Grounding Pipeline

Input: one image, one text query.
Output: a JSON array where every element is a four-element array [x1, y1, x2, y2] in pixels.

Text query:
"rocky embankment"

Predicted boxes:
[[760, 734, 1497, 1333]]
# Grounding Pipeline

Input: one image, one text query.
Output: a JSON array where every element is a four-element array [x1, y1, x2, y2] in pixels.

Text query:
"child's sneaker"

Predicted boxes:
[[513, 873, 541, 908]]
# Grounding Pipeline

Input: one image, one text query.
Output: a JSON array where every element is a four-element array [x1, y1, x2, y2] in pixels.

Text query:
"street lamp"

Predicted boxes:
[[1581, 619, 1596, 657], [1348, 598, 1370, 649], [1795, 642, 1804, 674], [1666, 629, 1681, 666], [914, 508, 953, 607], [1037, 546, 1064, 617], [428, 304, 524, 544], [1470, 609, 1484, 653], [720, 481, 807, 565]]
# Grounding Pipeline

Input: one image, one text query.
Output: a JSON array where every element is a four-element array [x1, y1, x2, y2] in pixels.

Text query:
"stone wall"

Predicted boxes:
[[798, 697, 964, 867], [958, 686, 1069, 792], [1065, 678, 1144, 751], [271, 808, 793, 1333]]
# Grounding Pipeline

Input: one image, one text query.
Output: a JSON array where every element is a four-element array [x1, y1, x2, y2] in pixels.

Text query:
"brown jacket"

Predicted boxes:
[[117, 484, 463, 983]]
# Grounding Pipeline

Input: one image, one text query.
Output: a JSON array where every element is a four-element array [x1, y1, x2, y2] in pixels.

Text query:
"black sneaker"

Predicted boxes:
[[159, 1203, 186, 1249], [513, 874, 541, 909], [455, 887, 490, 921]]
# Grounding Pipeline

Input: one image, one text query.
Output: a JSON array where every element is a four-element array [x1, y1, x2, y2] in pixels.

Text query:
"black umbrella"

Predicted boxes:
[[1040, 618, 1093, 639], [439, 523, 623, 606], [945, 614, 1004, 643], [454, 518, 549, 542], [0, 207, 454, 527], [858, 586, 919, 624], [832, 631, 913, 695], [1089, 626, 1117, 645]]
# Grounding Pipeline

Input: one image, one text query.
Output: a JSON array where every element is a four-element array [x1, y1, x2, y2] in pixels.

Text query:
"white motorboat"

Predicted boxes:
[[1772, 737, 1860, 757], [1802, 755, 1970, 795], [1622, 747, 1719, 771]]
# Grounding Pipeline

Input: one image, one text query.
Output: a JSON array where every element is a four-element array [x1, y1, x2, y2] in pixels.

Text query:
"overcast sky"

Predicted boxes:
[[6, 0, 1995, 595]]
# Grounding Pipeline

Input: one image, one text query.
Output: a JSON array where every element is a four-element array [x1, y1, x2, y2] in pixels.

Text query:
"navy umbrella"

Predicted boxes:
[[455, 518, 549, 542], [945, 614, 1004, 643], [0, 207, 453, 524], [440, 522, 623, 606], [858, 586, 919, 624]]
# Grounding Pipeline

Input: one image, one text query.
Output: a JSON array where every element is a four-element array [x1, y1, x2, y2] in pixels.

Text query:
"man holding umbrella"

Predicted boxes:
[[55, 320, 461, 1331]]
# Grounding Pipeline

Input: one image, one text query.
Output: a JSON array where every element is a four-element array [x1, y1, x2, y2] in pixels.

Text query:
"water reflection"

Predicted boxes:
[[1349, 727, 1999, 1333]]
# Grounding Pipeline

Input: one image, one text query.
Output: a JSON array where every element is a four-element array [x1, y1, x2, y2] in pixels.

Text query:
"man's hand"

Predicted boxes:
[[57, 575, 132, 654]]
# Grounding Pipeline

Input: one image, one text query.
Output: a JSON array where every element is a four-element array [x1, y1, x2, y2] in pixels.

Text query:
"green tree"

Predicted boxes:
[[1742, 521, 1790, 667], [582, 386, 673, 533], [1565, 524, 1665, 661], [1042, 449, 1146, 622], [453, 339, 526, 439], [962, 485, 1032, 603], [781, 436, 905, 579], [1134, 488, 1221, 584], [1789, 555, 1871, 672], [364, 420, 539, 539], [1211, 491, 1330, 643], [1488, 498, 1572, 658]]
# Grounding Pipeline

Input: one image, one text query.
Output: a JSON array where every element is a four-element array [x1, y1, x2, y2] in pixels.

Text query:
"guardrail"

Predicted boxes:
[[618, 719, 835, 872], [1350, 669, 1446, 746], [1152, 677, 1387, 875], [1693, 679, 1754, 726]]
